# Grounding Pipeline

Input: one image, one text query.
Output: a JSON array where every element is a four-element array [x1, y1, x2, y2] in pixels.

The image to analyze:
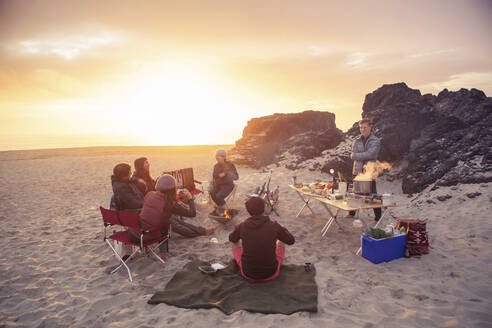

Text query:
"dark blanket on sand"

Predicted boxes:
[[148, 259, 318, 315]]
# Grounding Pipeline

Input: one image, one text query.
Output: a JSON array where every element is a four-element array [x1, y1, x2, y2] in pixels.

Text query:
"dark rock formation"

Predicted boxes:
[[229, 111, 343, 167], [400, 87, 492, 193], [340, 83, 492, 193], [231, 83, 492, 194]]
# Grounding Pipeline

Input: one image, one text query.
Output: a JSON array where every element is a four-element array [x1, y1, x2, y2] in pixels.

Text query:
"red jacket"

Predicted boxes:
[[129, 191, 172, 242]]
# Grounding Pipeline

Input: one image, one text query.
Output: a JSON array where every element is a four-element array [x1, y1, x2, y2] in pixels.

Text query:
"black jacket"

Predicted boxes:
[[229, 215, 295, 279], [111, 175, 144, 210], [213, 161, 239, 188]]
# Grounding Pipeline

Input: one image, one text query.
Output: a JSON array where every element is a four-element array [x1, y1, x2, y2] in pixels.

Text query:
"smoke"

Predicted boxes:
[[354, 161, 392, 181]]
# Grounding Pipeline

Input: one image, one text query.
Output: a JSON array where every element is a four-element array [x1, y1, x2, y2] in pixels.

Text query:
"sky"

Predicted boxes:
[[1, 0, 491, 151]]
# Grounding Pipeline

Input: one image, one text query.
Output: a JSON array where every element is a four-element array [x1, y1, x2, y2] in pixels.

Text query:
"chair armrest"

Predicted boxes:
[[121, 208, 142, 212], [142, 227, 163, 233]]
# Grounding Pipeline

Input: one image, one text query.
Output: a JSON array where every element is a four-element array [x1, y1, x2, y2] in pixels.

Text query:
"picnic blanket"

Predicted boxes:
[[148, 259, 318, 315]]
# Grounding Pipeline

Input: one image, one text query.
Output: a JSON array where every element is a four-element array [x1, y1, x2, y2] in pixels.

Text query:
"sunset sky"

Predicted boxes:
[[1, 0, 491, 150]]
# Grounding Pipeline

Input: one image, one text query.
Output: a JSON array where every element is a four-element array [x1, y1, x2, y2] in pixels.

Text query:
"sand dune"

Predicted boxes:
[[0, 146, 491, 327]]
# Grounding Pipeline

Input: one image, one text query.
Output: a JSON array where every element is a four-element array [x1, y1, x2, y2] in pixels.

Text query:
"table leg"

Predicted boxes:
[[294, 191, 315, 218], [373, 207, 390, 228], [320, 206, 341, 237]]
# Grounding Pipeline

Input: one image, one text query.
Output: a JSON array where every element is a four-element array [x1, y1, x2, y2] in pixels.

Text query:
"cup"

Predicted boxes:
[[339, 182, 347, 196]]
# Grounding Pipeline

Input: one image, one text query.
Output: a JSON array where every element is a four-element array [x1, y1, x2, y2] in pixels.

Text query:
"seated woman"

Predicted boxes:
[[229, 197, 295, 281], [209, 149, 239, 216], [131, 157, 156, 195], [111, 163, 144, 210], [128, 175, 216, 259]]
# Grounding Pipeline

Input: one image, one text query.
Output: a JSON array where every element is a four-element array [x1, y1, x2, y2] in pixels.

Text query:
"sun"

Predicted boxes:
[[111, 69, 243, 145]]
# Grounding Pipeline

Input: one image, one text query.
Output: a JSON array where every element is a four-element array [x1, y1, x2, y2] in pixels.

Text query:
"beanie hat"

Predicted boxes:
[[245, 196, 265, 216], [216, 149, 227, 158], [156, 174, 176, 191]]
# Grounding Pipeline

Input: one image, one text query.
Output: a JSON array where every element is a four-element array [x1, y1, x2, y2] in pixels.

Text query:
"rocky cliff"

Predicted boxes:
[[228, 111, 343, 167], [230, 83, 492, 193]]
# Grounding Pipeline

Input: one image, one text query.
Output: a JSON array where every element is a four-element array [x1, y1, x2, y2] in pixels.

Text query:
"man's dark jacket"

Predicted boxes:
[[229, 215, 295, 279]]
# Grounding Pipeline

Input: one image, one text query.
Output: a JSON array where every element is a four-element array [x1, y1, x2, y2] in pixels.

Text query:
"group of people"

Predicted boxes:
[[109, 149, 296, 282], [109, 118, 381, 282]]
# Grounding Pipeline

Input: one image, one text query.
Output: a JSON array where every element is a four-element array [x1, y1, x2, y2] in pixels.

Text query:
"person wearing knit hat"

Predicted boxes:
[[128, 174, 216, 259], [209, 149, 239, 216], [216, 149, 227, 158], [155, 174, 176, 191], [229, 196, 295, 282]]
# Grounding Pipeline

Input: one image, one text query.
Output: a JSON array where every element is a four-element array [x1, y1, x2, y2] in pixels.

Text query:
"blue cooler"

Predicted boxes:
[[361, 233, 406, 264]]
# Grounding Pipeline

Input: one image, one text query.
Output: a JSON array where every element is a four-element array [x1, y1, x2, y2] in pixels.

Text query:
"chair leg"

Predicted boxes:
[[106, 239, 134, 282], [148, 237, 169, 265], [110, 247, 140, 274], [148, 247, 166, 265]]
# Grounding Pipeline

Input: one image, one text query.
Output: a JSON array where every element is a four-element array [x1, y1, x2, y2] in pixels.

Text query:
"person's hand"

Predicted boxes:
[[182, 189, 193, 200], [219, 172, 226, 178]]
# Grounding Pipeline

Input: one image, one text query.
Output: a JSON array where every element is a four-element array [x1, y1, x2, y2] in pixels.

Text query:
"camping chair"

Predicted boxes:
[[163, 168, 204, 201], [99, 206, 170, 282], [206, 171, 238, 210], [245, 170, 280, 216], [224, 184, 237, 209]]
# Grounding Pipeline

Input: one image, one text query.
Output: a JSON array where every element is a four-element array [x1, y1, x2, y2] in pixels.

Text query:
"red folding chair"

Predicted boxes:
[[99, 206, 170, 282], [163, 168, 204, 200]]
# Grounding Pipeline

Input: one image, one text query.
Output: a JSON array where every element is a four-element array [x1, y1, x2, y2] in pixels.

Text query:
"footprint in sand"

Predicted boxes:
[[390, 288, 405, 299]]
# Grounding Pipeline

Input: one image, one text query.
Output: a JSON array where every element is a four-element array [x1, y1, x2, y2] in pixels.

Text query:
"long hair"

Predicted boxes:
[[160, 188, 176, 215], [133, 157, 155, 192]]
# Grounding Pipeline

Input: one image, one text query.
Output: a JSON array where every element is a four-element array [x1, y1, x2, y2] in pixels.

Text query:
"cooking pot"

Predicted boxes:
[[354, 180, 373, 194]]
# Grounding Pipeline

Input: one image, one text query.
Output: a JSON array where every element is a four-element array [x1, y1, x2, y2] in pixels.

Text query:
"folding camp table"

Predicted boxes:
[[289, 185, 396, 254], [289, 185, 318, 218]]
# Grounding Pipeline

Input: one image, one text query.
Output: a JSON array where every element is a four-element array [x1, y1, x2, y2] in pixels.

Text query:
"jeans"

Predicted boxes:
[[210, 184, 234, 207], [170, 215, 206, 237], [349, 180, 381, 220]]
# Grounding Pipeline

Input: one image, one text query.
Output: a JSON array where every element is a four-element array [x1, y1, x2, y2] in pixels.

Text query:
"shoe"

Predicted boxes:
[[343, 213, 354, 219], [121, 254, 130, 261]]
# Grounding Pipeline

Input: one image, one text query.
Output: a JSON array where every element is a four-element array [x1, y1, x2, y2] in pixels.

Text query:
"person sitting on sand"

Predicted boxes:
[[209, 149, 239, 216], [132, 157, 156, 195], [131, 174, 215, 247], [111, 163, 144, 210], [229, 196, 295, 281]]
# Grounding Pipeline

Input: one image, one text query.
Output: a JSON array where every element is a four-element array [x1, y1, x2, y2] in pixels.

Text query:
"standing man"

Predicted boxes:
[[346, 119, 381, 221]]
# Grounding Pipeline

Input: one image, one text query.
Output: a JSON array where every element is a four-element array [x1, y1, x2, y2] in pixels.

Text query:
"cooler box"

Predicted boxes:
[[361, 233, 406, 264]]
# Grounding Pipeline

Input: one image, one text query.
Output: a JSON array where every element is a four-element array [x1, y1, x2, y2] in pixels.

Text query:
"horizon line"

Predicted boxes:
[[0, 144, 236, 153]]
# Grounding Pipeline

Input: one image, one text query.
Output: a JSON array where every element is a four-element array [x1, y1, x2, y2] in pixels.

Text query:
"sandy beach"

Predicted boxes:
[[1, 146, 491, 328]]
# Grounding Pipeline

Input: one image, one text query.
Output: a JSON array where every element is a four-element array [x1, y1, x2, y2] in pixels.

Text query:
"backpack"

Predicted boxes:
[[395, 219, 429, 256]]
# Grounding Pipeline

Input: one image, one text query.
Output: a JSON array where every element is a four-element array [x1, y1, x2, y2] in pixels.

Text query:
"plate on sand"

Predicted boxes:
[[198, 262, 227, 275]]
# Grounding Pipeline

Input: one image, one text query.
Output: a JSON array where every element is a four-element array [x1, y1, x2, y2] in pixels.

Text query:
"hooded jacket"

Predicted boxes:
[[111, 175, 144, 210], [351, 132, 381, 176], [128, 191, 172, 242], [229, 215, 295, 279]]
